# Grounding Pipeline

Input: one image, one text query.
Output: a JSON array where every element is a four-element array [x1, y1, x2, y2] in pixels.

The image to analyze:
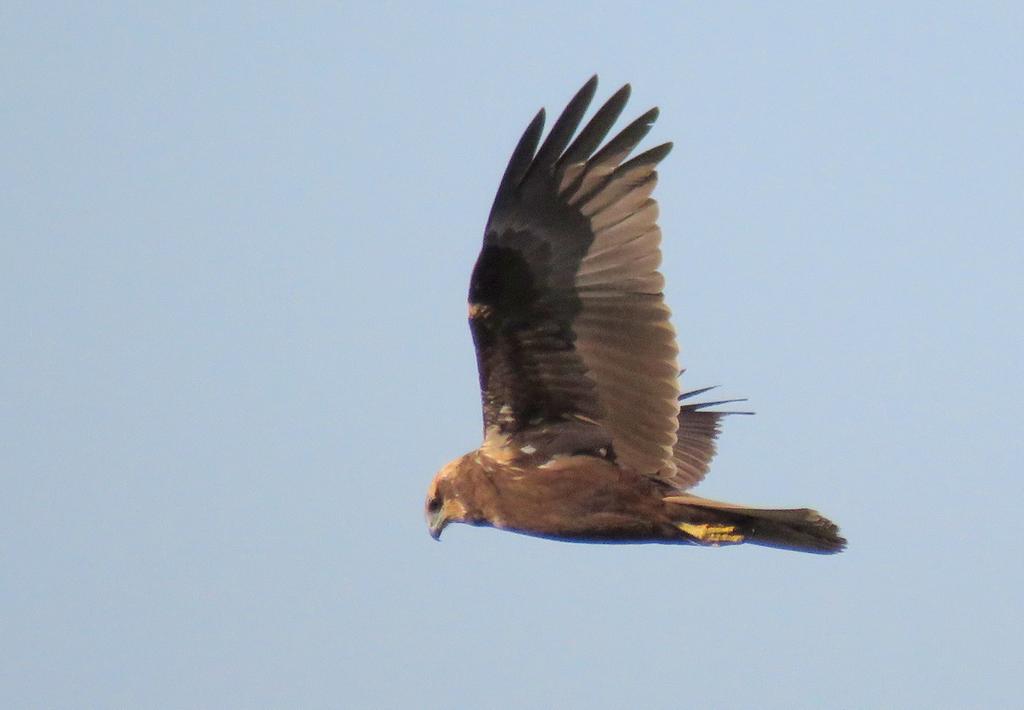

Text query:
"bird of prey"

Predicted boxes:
[[425, 77, 845, 554]]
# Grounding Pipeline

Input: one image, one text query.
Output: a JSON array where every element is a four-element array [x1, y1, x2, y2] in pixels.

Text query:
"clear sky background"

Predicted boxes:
[[3, 3, 1022, 708]]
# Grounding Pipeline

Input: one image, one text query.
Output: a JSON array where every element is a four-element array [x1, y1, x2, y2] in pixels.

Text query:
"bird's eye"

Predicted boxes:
[[427, 497, 442, 513]]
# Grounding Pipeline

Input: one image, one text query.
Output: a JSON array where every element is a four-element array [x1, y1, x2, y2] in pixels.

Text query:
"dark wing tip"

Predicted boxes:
[[684, 400, 754, 415], [527, 78, 600, 177], [645, 141, 674, 162], [587, 105, 661, 168], [556, 82, 633, 174], [679, 386, 719, 401], [678, 387, 754, 415], [494, 107, 546, 200], [635, 106, 660, 128]]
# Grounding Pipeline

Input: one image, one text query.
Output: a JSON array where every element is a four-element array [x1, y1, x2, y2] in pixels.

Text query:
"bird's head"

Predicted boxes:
[[425, 455, 473, 540]]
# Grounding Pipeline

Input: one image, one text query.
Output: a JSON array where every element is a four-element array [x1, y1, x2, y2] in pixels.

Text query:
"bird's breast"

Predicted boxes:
[[475, 455, 660, 539]]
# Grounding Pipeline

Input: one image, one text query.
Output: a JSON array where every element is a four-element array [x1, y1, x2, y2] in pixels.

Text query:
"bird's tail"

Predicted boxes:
[[664, 495, 846, 554]]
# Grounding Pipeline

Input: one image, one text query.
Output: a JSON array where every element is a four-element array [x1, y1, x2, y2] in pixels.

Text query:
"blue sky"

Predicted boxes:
[[3, 3, 1022, 708]]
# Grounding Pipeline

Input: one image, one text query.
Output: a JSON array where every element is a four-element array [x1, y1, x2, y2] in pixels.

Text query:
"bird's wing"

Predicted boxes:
[[666, 388, 753, 491], [469, 77, 680, 476]]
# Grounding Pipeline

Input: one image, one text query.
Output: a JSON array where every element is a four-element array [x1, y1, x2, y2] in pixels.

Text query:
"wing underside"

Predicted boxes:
[[469, 77, 681, 477]]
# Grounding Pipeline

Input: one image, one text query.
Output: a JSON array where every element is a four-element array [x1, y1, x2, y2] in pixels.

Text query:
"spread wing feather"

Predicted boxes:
[[469, 77, 681, 476], [667, 388, 753, 491]]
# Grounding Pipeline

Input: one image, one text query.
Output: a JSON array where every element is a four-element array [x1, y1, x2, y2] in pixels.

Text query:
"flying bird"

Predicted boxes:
[[425, 77, 845, 554]]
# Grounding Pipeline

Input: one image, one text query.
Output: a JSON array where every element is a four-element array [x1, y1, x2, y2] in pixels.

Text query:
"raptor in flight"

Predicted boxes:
[[425, 77, 845, 554]]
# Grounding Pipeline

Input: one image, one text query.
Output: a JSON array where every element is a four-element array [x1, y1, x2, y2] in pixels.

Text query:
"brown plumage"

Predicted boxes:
[[425, 77, 845, 554]]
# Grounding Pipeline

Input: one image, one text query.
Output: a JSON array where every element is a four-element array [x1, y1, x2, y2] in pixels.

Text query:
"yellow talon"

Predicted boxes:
[[678, 522, 745, 544]]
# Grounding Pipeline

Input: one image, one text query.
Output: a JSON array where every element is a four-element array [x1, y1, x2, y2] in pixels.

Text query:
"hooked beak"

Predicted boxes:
[[427, 505, 448, 541]]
